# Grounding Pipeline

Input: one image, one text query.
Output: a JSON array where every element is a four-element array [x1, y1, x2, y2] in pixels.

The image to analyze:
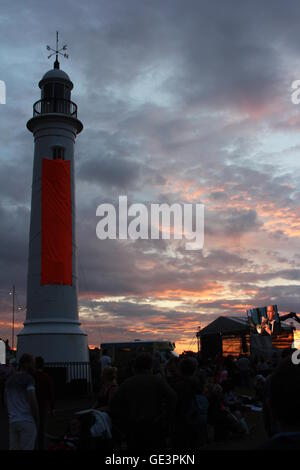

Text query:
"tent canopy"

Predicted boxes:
[[198, 316, 249, 337]]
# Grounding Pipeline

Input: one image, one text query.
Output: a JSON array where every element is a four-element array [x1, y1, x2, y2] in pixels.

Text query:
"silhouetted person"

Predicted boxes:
[[109, 353, 177, 451], [0, 362, 13, 408], [165, 356, 181, 388], [5, 353, 39, 450], [93, 366, 118, 411], [237, 355, 251, 387], [34, 356, 55, 450], [257, 356, 269, 378], [261, 356, 300, 449], [171, 358, 208, 449], [100, 349, 112, 374]]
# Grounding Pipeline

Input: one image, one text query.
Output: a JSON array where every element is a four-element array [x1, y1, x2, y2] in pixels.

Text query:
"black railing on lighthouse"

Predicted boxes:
[[33, 98, 78, 117]]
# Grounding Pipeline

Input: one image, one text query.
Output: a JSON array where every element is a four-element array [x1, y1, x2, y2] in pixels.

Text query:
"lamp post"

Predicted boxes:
[[9, 284, 15, 350]]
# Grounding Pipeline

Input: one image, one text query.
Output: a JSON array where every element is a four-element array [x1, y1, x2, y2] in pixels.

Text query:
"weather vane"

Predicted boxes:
[[46, 31, 68, 68]]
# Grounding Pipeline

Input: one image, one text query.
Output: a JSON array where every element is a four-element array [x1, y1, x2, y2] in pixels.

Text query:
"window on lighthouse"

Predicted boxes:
[[44, 83, 52, 100], [54, 83, 64, 100], [52, 146, 65, 160]]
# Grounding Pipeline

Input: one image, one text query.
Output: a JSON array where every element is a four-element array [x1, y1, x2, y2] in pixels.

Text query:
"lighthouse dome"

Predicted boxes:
[[42, 68, 71, 82], [39, 66, 73, 90]]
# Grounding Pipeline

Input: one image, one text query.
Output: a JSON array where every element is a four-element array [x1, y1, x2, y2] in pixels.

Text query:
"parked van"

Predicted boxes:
[[100, 340, 177, 368]]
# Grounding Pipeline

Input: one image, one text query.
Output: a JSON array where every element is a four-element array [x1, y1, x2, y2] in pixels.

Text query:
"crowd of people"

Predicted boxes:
[[1, 348, 300, 451]]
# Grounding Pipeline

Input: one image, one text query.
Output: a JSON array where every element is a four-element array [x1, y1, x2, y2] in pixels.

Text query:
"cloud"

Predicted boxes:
[[78, 156, 141, 190]]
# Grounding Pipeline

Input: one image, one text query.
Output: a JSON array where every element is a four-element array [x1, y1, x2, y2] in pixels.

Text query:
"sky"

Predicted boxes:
[[1, 0, 300, 352]]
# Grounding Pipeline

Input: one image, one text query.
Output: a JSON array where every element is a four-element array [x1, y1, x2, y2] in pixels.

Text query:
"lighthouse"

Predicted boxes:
[[17, 36, 88, 363]]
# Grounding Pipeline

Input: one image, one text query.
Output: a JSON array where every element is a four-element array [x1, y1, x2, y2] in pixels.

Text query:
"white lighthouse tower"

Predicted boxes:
[[17, 35, 88, 363]]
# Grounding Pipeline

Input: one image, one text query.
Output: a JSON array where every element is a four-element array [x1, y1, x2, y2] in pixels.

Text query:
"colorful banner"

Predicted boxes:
[[41, 158, 72, 285]]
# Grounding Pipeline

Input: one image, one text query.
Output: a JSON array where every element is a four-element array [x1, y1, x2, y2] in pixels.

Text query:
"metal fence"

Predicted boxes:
[[44, 362, 92, 398]]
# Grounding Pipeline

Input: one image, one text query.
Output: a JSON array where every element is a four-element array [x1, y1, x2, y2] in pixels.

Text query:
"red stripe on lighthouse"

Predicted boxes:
[[41, 158, 72, 285]]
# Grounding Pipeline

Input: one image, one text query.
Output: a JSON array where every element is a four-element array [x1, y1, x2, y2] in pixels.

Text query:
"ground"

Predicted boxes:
[[0, 397, 93, 450], [0, 393, 267, 451]]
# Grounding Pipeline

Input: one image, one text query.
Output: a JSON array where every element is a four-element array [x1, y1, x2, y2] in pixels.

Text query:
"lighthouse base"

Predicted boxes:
[[17, 319, 89, 363]]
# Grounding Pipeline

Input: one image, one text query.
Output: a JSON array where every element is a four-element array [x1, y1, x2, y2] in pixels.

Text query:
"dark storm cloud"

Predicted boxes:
[[66, 0, 286, 113], [0, 160, 32, 204], [206, 208, 261, 237], [0, 202, 28, 300], [78, 156, 141, 190]]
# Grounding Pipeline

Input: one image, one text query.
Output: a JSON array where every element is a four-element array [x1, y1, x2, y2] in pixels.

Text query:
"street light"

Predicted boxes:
[[9, 285, 15, 350], [8, 286, 25, 351]]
